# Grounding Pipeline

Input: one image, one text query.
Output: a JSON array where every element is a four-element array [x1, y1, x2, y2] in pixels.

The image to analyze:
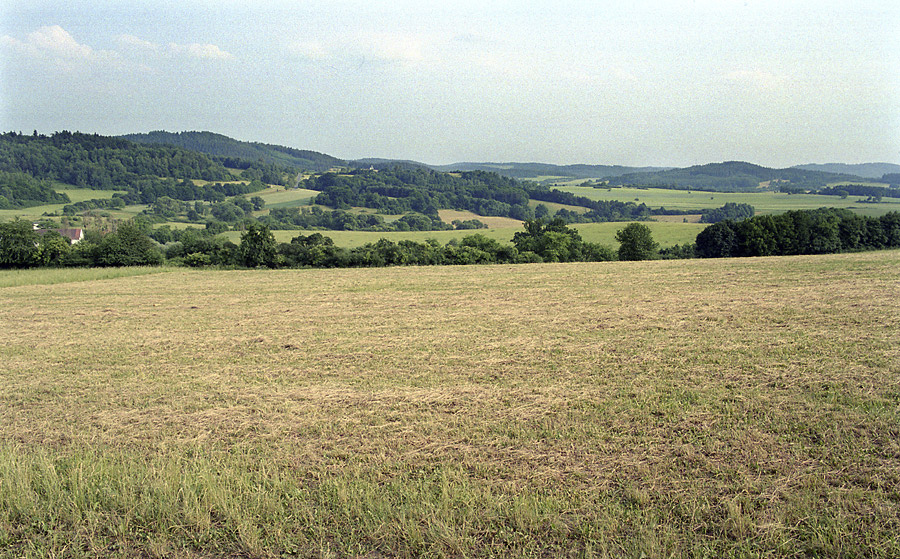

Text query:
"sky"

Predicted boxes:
[[1, 0, 898, 168]]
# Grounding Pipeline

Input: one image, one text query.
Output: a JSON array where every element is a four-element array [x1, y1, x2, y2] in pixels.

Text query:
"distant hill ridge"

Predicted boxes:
[[121, 131, 345, 172], [432, 162, 672, 180], [119, 131, 894, 190], [608, 160, 871, 191], [792, 162, 900, 180]]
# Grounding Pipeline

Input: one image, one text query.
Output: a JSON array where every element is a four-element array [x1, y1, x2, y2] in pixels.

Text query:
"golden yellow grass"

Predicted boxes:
[[1, 252, 899, 557], [437, 209, 523, 228]]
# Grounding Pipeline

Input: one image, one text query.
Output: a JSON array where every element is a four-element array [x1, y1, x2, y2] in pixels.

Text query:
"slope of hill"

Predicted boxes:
[[433, 162, 671, 180], [792, 162, 900, 179], [0, 131, 266, 205], [122, 131, 345, 172], [609, 161, 863, 191]]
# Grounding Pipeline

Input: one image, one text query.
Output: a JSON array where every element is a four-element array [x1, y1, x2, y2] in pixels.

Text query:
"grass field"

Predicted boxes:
[[553, 186, 900, 217], [1, 251, 898, 557], [0, 266, 170, 288], [221, 221, 706, 249], [255, 187, 320, 210]]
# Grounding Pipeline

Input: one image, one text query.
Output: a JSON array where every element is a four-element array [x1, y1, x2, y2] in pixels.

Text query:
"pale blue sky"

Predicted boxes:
[[2, 0, 898, 167]]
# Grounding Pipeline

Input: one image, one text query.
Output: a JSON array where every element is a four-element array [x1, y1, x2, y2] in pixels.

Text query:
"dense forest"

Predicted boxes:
[[303, 168, 535, 220], [695, 208, 900, 258], [0, 131, 283, 206], [301, 168, 665, 225], [122, 131, 343, 173], [0, 171, 70, 209], [699, 202, 755, 223]]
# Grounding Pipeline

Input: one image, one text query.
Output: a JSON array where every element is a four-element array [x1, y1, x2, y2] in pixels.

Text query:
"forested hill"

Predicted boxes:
[[792, 163, 900, 180], [432, 162, 671, 180], [0, 131, 279, 206], [121, 131, 344, 172], [1, 131, 233, 186], [609, 161, 864, 191], [297, 167, 653, 223]]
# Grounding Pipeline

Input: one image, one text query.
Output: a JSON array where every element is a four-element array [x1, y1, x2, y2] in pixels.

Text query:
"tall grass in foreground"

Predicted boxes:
[[3, 441, 897, 558], [0, 266, 170, 288]]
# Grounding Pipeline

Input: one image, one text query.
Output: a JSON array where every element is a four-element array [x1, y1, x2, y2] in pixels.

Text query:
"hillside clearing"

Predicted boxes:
[[1, 251, 898, 557]]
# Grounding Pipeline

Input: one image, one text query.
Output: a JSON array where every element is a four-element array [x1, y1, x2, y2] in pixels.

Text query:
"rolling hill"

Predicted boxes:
[[121, 131, 344, 172], [433, 162, 671, 180], [792, 162, 900, 180], [608, 161, 866, 191]]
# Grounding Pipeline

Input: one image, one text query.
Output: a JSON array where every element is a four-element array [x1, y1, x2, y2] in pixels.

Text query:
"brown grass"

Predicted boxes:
[[1, 252, 899, 557], [437, 209, 523, 228]]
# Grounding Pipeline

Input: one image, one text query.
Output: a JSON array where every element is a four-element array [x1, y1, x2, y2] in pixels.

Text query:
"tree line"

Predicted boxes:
[[695, 208, 900, 258], [4, 209, 900, 271], [0, 218, 617, 269], [816, 184, 900, 200]]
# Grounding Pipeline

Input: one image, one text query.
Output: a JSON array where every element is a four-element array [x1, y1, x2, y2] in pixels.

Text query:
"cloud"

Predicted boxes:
[[168, 42, 234, 60], [117, 34, 160, 51], [2, 25, 95, 60], [117, 33, 234, 61], [288, 32, 432, 68]]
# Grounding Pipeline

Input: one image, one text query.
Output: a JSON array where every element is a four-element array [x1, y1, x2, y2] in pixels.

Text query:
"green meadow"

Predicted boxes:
[[253, 187, 320, 210], [553, 185, 900, 217]]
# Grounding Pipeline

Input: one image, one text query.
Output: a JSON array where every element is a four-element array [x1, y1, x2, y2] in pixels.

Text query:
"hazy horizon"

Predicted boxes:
[[2, 0, 898, 168]]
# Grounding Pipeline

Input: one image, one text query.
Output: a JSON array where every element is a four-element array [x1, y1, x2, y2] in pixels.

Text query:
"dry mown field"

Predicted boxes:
[[1, 252, 899, 558]]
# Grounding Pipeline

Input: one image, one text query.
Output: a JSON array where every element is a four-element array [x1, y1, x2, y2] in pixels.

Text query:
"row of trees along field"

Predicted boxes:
[[3, 209, 900, 270], [695, 208, 900, 258], [0, 218, 621, 269]]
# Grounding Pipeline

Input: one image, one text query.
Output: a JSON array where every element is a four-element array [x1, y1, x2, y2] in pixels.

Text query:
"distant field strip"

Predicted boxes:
[[555, 185, 900, 216], [1, 252, 899, 557]]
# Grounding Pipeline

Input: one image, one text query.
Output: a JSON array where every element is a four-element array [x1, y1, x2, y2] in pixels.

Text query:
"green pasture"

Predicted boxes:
[[254, 187, 319, 209], [553, 186, 900, 217]]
